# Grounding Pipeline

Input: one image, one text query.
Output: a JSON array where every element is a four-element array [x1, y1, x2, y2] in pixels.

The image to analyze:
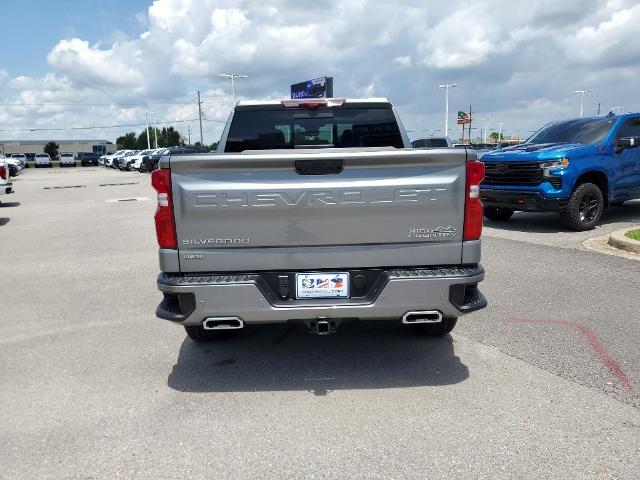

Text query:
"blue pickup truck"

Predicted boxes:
[[480, 113, 640, 230]]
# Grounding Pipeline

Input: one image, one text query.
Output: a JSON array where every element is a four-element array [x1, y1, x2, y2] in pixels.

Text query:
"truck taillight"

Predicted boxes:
[[463, 160, 485, 241], [0, 166, 6, 180], [151, 168, 177, 249]]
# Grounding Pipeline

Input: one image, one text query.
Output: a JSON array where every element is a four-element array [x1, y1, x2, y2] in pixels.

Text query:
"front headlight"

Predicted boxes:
[[540, 157, 569, 169]]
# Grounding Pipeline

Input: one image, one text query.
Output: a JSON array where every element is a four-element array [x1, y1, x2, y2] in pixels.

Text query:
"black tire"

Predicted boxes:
[[483, 206, 514, 221], [184, 325, 234, 342], [561, 182, 604, 231], [410, 317, 457, 336]]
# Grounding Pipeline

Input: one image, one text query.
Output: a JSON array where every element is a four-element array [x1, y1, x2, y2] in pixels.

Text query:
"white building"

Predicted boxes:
[[0, 139, 116, 159]]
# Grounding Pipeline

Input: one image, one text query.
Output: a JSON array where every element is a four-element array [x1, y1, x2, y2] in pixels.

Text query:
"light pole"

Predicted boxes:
[[219, 73, 249, 105], [438, 83, 459, 138], [482, 116, 490, 143], [496, 122, 504, 147], [144, 112, 151, 149], [152, 116, 158, 149], [573, 90, 592, 117]]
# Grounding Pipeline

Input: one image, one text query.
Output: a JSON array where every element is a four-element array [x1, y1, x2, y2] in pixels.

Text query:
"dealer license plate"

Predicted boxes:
[[296, 272, 350, 299]]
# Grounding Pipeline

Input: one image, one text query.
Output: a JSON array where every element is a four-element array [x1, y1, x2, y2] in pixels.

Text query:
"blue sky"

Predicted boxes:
[[0, 0, 639, 143], [0, 0, 149, 77]]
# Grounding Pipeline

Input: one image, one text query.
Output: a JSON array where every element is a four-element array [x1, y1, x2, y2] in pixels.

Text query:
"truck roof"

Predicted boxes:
[[235, 97, 393, 110]]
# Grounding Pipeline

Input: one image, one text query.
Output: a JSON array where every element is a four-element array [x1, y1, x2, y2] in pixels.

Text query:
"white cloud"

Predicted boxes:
[[564, 4, 640, 66], [393, 56, 412, 68], [47, 38, 144, 88], [1, 0, 639, 143]]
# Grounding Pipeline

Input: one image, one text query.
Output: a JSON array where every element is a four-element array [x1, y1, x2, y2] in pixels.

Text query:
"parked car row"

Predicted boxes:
[[4, 154, 27, 176], [99, 146, 211, 173]]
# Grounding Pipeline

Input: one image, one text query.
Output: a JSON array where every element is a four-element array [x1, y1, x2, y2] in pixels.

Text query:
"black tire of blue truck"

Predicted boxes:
[[184, 325, 236, 342], [410, 317, 457, 336], [560, 182, 604, 231], [483, 206, 514, 221]]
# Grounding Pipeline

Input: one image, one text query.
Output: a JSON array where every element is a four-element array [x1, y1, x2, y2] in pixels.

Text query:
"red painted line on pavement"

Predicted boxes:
[[507, 318, 632, 390]]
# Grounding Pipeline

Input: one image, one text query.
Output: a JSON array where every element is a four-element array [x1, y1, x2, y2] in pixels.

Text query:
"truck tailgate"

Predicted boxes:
[[169, 148, 468, 272]]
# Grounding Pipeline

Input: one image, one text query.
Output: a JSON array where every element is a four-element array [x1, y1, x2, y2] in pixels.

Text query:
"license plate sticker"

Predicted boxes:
[[296, 273, 350, 299]]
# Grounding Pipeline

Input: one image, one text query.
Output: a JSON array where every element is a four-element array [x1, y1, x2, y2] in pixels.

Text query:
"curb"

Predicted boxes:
[[608, 227, 640, 255]]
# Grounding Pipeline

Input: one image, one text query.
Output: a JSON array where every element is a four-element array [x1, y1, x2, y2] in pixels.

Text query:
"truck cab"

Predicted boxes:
[[480, 114, 640, 230]]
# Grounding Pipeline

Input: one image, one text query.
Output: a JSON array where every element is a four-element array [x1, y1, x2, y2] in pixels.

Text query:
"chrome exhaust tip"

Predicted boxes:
[[402, 311, 443, 324], [202, 317, 244, 330]]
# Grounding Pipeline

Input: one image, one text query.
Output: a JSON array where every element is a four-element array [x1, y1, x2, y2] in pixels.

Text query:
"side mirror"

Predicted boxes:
[[616, 137, 640, 150]]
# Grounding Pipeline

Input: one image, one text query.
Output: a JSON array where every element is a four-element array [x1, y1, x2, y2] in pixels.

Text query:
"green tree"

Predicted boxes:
[[137, 129, 151, 150], [43, 141, 59, 159], [116, 132, 137, 149], [489, 131, 505, 141], [117, 126, 185, 150], [164, 127, 183, 147], [209, 142, 218, 151]]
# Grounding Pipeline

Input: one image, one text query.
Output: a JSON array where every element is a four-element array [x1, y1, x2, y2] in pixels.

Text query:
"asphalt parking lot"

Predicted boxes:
[[1, 167, 639, 479]]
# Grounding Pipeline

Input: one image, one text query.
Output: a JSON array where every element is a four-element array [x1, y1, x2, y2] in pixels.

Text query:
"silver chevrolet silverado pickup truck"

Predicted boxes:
[[153, 97, 487, 341]]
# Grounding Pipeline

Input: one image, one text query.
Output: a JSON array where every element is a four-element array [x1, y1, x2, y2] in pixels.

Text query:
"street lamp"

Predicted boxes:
[[482, 116, 491, 143], [496, 122, 504, 147], [573, 90, 592, 117], [438, 83, 459, 138], [219, 73, 249, 105], [144, 112, 151, 149]]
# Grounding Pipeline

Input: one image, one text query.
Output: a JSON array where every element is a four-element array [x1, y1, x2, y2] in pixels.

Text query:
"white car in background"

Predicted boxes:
[[59, 152, 76, 167], [0, 156, 15, 199], [129, 149, 156, 171], [5, 156, 24, 176], [10, 154, 27, 169], [35, 153, 52, 168], [102, 150, 126, 167]]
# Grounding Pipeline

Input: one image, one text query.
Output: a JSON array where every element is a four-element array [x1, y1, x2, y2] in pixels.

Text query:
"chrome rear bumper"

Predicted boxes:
[[156, 265, 486, 325]]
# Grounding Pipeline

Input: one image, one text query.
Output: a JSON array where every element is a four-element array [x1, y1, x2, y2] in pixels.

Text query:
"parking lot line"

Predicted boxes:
[[508, 318, 632, 390]]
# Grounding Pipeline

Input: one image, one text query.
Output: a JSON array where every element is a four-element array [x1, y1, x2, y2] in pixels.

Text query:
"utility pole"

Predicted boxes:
[[438, 83, 459, 138], [468, 105, 472, 144], [197, 90, 204, 145], [144, 112, 151, 149], [496, 122, 504, 147], [573, 90, 592, 117], [152, 117, 158, 149], [187, 124, 191, 146]]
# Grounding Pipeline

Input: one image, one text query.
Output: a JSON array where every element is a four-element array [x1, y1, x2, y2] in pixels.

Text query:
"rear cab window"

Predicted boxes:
[[225, 104, 404, 152]]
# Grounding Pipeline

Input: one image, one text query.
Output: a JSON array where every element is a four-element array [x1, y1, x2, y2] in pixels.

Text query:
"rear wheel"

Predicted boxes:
[[410, 317, 457, 336], [483, 206, 514, 221], [561, 182, 603, 231], [184, 325, 235, 342]]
